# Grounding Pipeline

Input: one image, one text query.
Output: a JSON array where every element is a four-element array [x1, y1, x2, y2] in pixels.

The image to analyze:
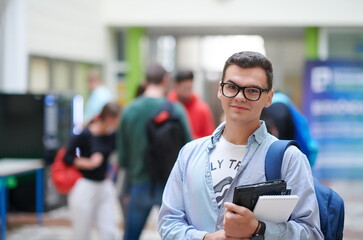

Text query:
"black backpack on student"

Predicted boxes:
[[265, 140, 345, 240], [146, 101, 187, 186]]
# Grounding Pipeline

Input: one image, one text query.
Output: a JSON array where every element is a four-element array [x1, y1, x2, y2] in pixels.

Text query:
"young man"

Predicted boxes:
[[117, 63, 192, 240], [158, 51, 323, 239], [168, 70, 215, 139]]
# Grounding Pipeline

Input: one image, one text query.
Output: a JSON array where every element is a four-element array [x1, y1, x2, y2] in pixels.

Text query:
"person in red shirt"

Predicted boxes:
[[168, 70, 215, 139]]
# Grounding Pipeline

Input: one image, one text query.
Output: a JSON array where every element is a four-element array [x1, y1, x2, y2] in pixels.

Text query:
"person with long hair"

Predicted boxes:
[[64, 102, 122, 240]]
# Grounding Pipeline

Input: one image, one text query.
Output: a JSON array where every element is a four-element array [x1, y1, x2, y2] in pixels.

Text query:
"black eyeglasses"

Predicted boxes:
[[220, 82, 270, 101]]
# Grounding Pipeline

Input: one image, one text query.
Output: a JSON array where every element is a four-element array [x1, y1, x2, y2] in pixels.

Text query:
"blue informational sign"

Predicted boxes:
[[304, 60, 363, 179]]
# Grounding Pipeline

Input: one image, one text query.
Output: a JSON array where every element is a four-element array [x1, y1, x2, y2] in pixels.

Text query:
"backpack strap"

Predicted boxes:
[[265, 140, 299, 181]]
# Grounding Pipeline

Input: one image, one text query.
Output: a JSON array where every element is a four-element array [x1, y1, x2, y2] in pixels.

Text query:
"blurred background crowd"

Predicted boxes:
[[1, 0, 363, 239]]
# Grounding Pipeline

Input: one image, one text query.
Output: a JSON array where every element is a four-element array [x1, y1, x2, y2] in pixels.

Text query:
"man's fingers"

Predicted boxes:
[[224, 202, 248, 215]]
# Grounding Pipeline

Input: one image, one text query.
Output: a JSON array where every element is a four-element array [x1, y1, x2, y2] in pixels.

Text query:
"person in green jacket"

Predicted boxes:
[[117, 63, 192, 240]]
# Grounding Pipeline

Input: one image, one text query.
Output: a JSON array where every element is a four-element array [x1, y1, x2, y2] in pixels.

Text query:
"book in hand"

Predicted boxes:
[[232, 179, 290, 211], [253, 195, 299, 223]]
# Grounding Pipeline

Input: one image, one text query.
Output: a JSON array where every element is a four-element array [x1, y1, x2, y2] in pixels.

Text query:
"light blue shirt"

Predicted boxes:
[[158, 121, 323, 240]]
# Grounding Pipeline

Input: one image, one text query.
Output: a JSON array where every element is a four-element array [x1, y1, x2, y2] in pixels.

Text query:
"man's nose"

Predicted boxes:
[[235, 90, 247, 101]]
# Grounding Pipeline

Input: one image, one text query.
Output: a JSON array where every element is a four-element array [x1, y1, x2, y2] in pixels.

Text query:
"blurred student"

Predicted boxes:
[[261, 91, 318, 166], [260, 93, 295, 139], [168, 70, 215, 139], [117, 64, 192, 240], [84, 69, 113, 123], [64, 102, 122, 240]]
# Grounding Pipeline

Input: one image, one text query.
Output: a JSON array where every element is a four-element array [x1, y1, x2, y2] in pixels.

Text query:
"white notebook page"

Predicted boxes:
[[253, 195, 299, 223]]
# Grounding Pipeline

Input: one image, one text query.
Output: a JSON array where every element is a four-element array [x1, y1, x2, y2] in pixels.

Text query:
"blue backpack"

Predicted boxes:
[[265, 140, 345, 240]]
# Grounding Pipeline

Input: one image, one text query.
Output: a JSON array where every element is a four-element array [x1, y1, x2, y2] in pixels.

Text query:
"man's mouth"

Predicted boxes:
[[230, 105, 249, 111]]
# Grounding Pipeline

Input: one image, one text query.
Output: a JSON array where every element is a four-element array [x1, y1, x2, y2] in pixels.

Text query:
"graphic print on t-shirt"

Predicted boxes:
[[213, 175, 233, 204], [210, 136, 246, 207]]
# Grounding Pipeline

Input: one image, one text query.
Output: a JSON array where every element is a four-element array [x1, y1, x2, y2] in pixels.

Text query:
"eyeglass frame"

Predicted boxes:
[[220, 82, 271, 101]]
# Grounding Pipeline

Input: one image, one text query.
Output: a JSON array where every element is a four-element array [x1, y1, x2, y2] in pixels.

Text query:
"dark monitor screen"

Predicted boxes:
[[0, 93, 45, 159]]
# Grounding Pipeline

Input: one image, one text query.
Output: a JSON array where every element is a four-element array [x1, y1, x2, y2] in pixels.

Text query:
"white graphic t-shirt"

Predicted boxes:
[[210, 135, 246, 207]]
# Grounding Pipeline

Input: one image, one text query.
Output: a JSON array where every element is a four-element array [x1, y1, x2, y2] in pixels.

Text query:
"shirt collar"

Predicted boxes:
[[208, 120, 268, 150]]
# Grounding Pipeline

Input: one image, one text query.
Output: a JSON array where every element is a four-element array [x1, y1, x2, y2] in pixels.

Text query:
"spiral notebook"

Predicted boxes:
[[253, 195, 299, 223]]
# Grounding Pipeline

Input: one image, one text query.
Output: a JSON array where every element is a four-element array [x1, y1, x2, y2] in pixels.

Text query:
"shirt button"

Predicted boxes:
[[206, 172, 211, 177], [212, 199, 216, 203], [217, 224, 223, 229]]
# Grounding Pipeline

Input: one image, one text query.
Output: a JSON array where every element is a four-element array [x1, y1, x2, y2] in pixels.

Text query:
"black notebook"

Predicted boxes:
[[232, 179, 290, 211]]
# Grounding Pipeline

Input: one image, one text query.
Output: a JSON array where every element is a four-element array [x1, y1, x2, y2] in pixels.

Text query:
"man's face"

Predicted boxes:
[[175, 79, 193, 103], [218, 65, 273, 125], [87, 74, 99, 91]]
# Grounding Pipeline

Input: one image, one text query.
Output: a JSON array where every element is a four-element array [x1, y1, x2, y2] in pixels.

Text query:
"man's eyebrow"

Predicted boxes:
[[225, 80, 262, 88], [225, 79, 237, 84]]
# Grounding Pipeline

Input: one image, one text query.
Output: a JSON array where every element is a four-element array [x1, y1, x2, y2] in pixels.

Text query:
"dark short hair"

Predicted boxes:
[[146, 63, 167, 84], [221, 51, 273, 89], [175, 70, 194, 83]]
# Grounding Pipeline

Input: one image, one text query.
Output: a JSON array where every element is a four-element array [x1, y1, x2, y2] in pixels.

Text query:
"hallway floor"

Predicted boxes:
[[7, 206, 160, 240]]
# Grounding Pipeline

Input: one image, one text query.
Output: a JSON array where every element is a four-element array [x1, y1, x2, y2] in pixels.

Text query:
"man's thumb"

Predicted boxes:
[[224, 202, 237, 211]]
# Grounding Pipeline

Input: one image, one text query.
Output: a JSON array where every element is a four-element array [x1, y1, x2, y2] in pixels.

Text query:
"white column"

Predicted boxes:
[[318, 28, 329, 61], [0, 0, 27, 93]]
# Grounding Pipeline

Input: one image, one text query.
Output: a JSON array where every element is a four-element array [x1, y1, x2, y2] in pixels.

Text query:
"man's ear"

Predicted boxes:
[[265, 89, 274, 107], [217, 81, 223, 100]]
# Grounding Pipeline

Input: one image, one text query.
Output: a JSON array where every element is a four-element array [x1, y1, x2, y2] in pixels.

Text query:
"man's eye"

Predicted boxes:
[[227, 84, 238, 90], [246, 88, 259, 94]]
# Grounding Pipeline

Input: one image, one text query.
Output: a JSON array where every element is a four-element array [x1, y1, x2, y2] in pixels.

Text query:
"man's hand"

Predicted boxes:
[[203, 230, 250, 240], [223, 202, 259, 238]]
